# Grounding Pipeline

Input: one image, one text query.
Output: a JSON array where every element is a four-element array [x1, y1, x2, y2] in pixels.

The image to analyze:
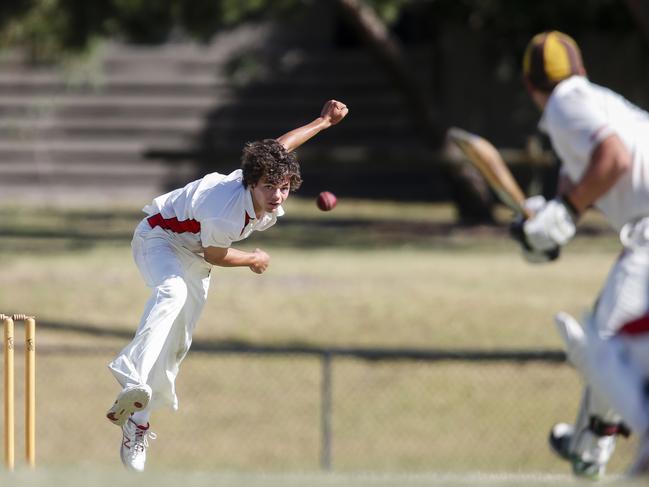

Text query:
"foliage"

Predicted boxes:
[[0, 0, 637, 61], [0, 0, 305, 59]]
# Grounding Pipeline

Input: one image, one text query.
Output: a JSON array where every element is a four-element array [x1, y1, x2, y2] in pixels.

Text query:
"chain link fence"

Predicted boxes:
[[8, 344, 635, 473]]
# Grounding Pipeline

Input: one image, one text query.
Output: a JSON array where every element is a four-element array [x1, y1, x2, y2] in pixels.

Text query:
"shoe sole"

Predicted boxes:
[[106, 385, 151, 427]]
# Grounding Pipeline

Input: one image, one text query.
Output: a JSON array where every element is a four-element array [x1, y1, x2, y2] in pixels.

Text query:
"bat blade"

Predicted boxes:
[[447, 127, 531, 218]]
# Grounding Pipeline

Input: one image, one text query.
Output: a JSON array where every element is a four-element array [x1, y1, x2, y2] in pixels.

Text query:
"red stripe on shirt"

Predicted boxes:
[[240, 212, 253, 236], [618, 315, 649, 337], [147, 213, 201, 234]]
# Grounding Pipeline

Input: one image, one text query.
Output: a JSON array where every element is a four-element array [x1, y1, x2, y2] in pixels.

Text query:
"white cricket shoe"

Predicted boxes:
[[120, 418, 156, 473], [106, 384, 152, 427], [549, 422, 608, 479], [549, 423, 574, 461]]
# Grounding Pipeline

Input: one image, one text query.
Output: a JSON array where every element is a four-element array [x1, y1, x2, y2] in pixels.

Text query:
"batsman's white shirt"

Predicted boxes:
[[539, 76, 649, 334], [539, 77, 649, 446], [109, 169, 283, 410], [539, 75, 649, 232]]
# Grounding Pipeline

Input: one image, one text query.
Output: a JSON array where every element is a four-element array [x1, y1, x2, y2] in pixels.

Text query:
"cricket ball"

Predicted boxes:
[[316, 191, 337, 211]]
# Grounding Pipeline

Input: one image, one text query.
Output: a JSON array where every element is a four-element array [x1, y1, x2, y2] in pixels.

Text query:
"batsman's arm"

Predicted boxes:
[[561, 134, 631, 216], [519, 134, 630, 256], [203, 246, 270, 274], [557, 172, 575, 196], [276, 99, 349, 153]]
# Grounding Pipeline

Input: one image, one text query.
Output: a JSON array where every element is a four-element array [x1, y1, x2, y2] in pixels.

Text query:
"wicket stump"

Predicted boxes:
[[2, 314, 35, 471]]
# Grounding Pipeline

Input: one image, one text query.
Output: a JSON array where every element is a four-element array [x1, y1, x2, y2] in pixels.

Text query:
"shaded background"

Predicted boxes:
[[1, 0, 647, 216]]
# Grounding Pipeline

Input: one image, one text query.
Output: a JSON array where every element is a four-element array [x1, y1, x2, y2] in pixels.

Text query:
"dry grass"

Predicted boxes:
[[0, 200, 636, 474]]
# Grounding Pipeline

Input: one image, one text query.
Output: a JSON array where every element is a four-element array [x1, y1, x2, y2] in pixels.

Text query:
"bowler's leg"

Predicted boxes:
[[108, 229, 190, 424]]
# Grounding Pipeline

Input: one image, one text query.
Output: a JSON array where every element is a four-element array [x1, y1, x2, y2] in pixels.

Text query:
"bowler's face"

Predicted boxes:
[[251, 176, 290, 215]]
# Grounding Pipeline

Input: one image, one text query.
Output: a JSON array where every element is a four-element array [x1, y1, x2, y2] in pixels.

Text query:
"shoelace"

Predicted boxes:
[[133, 428, 157, 453]]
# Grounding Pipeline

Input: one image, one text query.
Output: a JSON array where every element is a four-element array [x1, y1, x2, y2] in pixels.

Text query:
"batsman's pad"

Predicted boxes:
[[555, 312, 587, 372], [568, 388, 620, 468]]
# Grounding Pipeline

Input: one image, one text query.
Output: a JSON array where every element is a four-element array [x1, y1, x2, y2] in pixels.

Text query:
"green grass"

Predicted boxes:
[[28, 353, 637, 473], [0, 199, 637, 474], [0, 198, 621, 349]]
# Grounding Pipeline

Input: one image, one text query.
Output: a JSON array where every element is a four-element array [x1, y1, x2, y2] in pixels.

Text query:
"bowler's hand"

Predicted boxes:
[[249, 248, 270, 274], [321, 100, 348, 126]]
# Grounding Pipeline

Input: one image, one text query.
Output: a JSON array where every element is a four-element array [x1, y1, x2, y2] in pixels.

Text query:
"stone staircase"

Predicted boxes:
[[0, 35, 437, 205]]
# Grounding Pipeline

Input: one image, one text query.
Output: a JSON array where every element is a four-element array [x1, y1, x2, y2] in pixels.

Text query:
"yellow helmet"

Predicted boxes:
[[523, 31, 586, 92]]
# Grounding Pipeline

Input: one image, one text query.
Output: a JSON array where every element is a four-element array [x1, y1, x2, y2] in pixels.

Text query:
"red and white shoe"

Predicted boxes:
[[106, 384, 152, 427], [120, 418, 156, 473]]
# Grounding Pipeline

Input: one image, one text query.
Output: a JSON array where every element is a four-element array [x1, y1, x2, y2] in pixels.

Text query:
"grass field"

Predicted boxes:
[[5, 469, 641, 487], [0, 197, 639, 475]]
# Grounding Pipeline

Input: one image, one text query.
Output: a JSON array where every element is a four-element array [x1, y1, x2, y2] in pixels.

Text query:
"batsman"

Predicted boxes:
[[105, 99, 348, 472], [513, 31, 649, 478]]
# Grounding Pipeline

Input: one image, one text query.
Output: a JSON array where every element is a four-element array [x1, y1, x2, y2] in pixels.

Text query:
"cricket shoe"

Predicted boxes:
[[120, 418, 156, 473], [106, 384, 152, 427], [549, 423, 606, 479], [549, 423, 574, 461]]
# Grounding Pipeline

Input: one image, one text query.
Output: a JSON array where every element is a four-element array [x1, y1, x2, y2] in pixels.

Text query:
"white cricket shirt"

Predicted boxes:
[[539, 76, 649, 230], [142, 169, 283, 253]]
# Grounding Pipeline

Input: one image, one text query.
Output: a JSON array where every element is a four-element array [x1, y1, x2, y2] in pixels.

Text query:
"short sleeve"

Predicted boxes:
[[200, 218, 240, 249], [546, 93, 615, 162]]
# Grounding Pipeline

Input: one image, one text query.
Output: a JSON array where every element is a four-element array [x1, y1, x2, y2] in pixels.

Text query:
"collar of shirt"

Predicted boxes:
[[244, 188, 286, 225]]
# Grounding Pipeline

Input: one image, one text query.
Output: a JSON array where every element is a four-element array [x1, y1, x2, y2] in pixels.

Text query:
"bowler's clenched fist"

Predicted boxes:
[[321, 100, 349, 126], [250, 248, 270, 274]]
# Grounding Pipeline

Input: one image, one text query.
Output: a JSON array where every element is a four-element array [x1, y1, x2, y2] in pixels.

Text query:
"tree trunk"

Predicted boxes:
[[334, 0, 495, 223]]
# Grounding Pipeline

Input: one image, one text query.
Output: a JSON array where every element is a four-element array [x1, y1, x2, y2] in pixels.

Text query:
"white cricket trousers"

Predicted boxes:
[[108, 219, 212, 410], [579, 217, 649, 439], [571, 216, 649, 462]]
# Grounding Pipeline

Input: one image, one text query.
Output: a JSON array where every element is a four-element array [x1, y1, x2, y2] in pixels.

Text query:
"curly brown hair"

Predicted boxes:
[[241, 139, 302, 190]]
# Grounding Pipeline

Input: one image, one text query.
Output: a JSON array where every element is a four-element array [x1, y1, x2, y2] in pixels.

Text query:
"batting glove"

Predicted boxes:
[[510, 196, 560, 263], [523, 197, 577, 251]]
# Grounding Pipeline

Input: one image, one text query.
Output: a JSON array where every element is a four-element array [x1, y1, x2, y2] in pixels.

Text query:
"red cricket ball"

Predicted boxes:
[[316, 191, 337, 211]]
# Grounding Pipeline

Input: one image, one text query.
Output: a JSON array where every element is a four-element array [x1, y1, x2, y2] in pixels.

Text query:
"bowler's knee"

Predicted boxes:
[[158, 276, 188, 304]]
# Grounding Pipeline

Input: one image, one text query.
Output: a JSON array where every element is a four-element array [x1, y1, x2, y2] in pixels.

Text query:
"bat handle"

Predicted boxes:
[[520, 207, 533, 220]]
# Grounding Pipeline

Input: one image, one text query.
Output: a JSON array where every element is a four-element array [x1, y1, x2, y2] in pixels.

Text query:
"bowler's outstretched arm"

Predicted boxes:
[[276, 99, 349, 153]]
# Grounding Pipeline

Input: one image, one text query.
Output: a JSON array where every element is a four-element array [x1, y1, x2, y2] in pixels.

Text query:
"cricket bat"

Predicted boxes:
[[447, 127, 531, 219]]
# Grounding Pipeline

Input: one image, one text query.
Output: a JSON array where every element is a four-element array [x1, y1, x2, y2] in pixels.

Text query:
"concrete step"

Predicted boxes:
[[0, 161, 168, 177], [0, 94, 219, 117], [0, 161, 195, 186], [0, 69, 399, 86], [0, 95, 402, 119], [0, 44, 425, 84], [0, 73, 230, 96], [0, 140, 146, 163], [0, 116, 412, 140], [0, 181, 163, 206], [0, 80, 400, 105]]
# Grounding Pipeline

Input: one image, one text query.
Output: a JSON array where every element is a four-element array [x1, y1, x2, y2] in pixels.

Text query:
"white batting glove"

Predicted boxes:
[[523, 198, 577, 251], [523, 195, 547, 213], [511, 195, 559, 263]]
